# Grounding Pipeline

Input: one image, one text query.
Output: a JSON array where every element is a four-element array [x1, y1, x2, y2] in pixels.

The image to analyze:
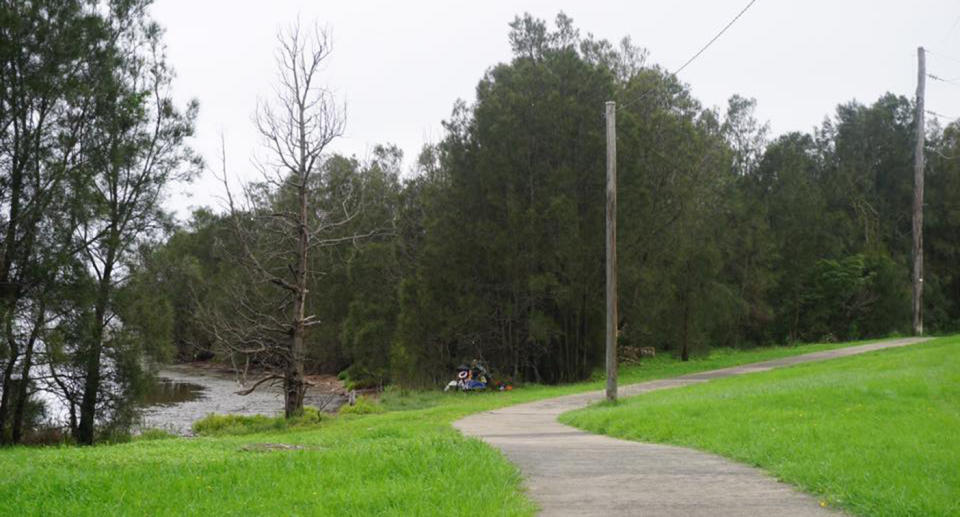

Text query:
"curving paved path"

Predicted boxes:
[[454, 337, 930, 516]]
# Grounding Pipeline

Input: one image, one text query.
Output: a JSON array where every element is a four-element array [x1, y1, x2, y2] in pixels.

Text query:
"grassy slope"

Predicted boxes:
[[561, 336, 960, 517], [0, 339, 882, 516]]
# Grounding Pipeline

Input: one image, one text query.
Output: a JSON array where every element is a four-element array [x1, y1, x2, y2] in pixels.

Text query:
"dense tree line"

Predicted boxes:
[[4, 10, 959, 439]]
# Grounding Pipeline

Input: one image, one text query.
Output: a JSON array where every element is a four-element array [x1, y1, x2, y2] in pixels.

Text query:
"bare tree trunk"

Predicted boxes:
[[286, 182, 310, 417]]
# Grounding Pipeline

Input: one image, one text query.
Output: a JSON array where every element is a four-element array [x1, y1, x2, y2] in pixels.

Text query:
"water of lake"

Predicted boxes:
[[31, 364, 346, 436], [141, 365, 347, 435]]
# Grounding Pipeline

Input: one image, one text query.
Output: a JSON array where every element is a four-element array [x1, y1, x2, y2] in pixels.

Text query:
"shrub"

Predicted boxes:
[[192, 407, 331, 436], [337, 364, 384, 391], [338, 396, 385, 415]]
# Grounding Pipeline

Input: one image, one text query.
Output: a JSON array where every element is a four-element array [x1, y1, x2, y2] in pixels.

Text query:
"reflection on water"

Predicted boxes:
[[139, 378, 205, 407]]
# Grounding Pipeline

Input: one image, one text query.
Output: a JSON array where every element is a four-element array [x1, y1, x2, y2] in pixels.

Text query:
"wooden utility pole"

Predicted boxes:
[[912, 47, 926, 336], [605, 101, 618, 402]]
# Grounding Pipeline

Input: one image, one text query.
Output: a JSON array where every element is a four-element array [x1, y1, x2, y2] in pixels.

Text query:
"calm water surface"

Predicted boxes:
[[140, 365, 345, 435]]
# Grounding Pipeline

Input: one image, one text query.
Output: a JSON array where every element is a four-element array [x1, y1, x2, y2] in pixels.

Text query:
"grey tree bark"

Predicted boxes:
[[216, 22, 373, 417]]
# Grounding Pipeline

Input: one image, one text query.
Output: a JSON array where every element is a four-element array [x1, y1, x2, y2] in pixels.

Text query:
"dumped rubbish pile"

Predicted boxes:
[[443, 360, 512, 392]]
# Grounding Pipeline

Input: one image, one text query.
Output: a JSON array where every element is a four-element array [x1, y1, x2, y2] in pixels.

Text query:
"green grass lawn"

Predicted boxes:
[[561, 336, 959, 517], [0, 338, 892, 516]]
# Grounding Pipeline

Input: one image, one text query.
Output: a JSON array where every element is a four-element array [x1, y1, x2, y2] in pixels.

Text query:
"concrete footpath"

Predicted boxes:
[[454, 337, 930, 516]]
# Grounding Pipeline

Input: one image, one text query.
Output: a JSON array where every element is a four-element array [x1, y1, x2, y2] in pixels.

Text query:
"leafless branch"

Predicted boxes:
[[235, 374, 283, 396]]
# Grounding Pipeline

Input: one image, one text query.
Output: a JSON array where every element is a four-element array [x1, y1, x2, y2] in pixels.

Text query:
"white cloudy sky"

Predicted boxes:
[[149, 0, 960, 219]]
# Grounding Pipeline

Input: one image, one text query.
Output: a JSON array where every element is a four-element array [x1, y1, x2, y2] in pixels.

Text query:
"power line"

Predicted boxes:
[[927, 73, 960, 89], [674, 0, 758, 76], [928, 73, 960, 84], [619, 0, 759, 111], [927, 109, 959, 123]]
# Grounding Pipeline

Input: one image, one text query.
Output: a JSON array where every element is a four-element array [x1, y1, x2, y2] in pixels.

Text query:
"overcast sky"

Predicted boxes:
[[149, 0, 960, 219]]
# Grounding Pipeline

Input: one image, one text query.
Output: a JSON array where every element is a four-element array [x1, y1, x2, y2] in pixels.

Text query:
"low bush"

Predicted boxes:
[[337, 364, 383, 391], [192, 406, 331, 436], [338, 396, 385, 415]]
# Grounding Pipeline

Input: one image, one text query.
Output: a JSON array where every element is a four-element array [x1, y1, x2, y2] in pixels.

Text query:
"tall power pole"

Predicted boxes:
[[605, 101, 618, 402], [912, 47, 926, 336]]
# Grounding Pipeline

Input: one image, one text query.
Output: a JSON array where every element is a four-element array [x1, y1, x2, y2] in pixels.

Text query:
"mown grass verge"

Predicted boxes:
[[560, 336, 959, 517], [0, 338, 885, 516]]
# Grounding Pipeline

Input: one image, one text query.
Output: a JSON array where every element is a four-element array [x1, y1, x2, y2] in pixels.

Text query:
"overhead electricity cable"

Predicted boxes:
[[928, 73, 960, 89], [618, 0, 759, 111], [674, 0, 759, 76], [928, 73, 959, 84]]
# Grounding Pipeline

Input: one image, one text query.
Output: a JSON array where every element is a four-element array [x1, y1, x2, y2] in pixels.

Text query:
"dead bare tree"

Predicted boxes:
[[212, 21, 371, 417]]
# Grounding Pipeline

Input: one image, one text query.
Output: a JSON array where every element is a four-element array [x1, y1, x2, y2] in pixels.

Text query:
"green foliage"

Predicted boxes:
[[0, 0, 200, 445], [798, 254, 908, 340], [396, 13, 733, 381], [338, 397, 385, 415], [924, 123, 960, 332], [127, 209, 232, 361], [337, 364, 383, 391], [192, 407, 331, 436], [191, 414, 283, 436], [115, 262, 176, 363], [562, 337, 960, 517]]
